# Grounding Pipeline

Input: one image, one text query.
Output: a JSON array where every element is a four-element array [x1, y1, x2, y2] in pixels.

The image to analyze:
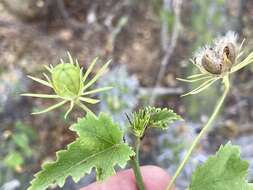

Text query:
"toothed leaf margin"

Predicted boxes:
[[28, 113, 134, 190], [189, 143, 253, 190]]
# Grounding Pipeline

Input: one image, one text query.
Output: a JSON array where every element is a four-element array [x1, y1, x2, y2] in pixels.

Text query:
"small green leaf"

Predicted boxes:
[[147, 107, 182, 129], [126, 108, 150, 138], [127, 107, 182, 138], [189, 143, 253, 190], [28, 113, 134, 190], [12, 133, 32, 157], [4, 151, 24, 169]]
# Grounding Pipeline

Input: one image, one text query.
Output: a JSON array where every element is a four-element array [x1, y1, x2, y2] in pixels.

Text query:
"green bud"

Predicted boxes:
[[51, 63, 83, 99], [22, 52, 112, 118]]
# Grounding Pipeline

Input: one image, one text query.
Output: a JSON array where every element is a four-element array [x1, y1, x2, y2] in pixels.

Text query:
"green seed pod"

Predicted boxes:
[[52, 63, 83, 99]]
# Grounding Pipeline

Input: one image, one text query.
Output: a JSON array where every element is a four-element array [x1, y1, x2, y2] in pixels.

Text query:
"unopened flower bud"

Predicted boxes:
[[52, 63, 82, 99]]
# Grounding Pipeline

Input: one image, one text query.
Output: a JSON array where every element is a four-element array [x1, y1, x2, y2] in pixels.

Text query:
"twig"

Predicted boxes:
[[149, 0, 182, 105]]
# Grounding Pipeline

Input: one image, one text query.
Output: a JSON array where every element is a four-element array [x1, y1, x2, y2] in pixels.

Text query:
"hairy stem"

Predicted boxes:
[[130, 139, 145, 190], [166, 76, 230, 190]]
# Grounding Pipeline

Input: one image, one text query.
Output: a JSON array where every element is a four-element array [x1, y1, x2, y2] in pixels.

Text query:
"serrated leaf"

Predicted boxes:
[[147, 107, 182, 129], [189, 143, 253, 190], [127, 107, 182, 138], [28, 113, 134, 190]]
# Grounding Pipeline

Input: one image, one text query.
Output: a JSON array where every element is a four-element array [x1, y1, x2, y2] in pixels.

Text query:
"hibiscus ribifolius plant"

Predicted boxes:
[[23, 32, 253, 190]]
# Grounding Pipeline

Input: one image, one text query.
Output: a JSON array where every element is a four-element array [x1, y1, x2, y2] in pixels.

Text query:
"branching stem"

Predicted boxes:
[[166, 76, 230, 190]]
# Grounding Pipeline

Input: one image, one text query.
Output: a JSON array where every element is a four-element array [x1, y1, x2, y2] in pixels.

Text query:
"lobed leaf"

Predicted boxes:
[[128, 107, 182, 138], [147, 107, 182, 129], [189, 143, 253, 190], [28, 113, 134, 190]]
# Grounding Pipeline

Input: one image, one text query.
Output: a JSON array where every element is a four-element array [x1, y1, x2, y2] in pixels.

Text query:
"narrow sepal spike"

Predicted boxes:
[[31, 100, 68, 115], [67, 51, 74, 64], [43, 73, 51, 83], [236, 51, 244, 60], [44, 65, 52, 73], [27, 75, 53, 88], [77, 102, 97, 119], [82, 86, 113, 95], [187, 73, 208, 79], [83, 59, 112, 91], [83, 57, 99, 82], [64, 101, 74, 119], [177, 76, 212, 83], [75, 59, 80, 68], [79, 97, 100, 104], [239, 38, 245, 51], [231, 52, 253, 73], [181, 78, 218, 97], [21, 93, 59, 99]]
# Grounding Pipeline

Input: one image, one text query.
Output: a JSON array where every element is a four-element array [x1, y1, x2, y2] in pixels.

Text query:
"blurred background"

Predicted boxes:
[[0, 0, 253, 189]]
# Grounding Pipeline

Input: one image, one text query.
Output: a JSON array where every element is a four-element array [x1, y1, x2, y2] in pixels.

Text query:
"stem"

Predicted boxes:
[[130, 139, 146, 190], [166, 76, 230, 190]]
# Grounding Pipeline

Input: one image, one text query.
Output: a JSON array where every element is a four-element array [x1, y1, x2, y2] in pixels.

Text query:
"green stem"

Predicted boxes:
[[130, 139, 146, 190], [166, 76, 230, 190], [135, 138, 140, 163]]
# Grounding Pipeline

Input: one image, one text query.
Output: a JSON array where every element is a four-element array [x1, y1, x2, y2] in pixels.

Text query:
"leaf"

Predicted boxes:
[[4, 151, 24, 169], [147, 107, 182, 129], [189, 143, 253, 190], [126, 108, 151, 138], [12, 133, 32, 157], [127, 107, 182, 138], [28, 113, 134, 190]]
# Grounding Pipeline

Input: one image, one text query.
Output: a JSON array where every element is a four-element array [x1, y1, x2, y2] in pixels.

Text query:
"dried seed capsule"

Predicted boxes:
[[52, 63, 82, 98], [223, 42, 236, 64], [201, 54, 222, 75], [221, 43, 236, 73]]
